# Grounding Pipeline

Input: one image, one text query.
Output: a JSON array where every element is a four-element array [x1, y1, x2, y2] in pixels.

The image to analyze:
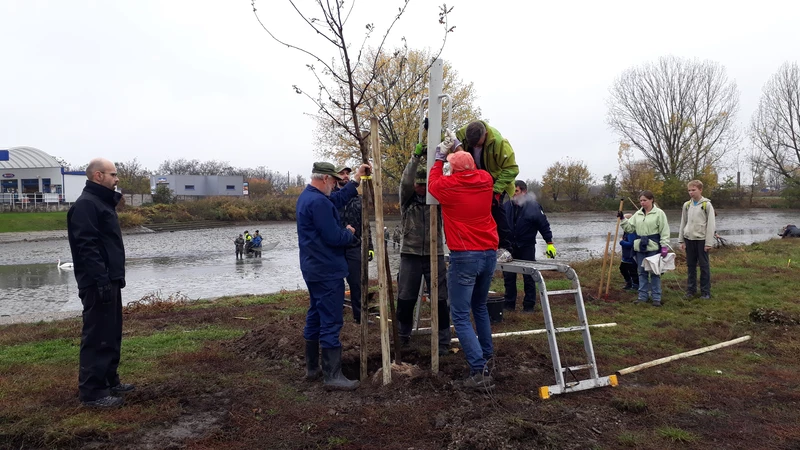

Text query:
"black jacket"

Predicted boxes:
[[67, 181, 126, 289], [333, 185, 373, 251], [504, 194, 553, 249]]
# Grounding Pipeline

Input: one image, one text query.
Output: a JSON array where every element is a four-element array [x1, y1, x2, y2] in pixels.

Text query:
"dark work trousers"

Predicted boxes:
[[491, 194, 513, 250], [303, 278, 345, 349], [685, 239, 711, 295], [344, 247, 363, 321], [396, 254, 450, 332], [503, 245, 537, 309], [78, 281, 122, 402], [619, 261, 639, 287]]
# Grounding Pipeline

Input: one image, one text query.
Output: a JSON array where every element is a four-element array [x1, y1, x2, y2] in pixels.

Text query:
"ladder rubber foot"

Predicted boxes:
[[609, 374, 618, 387], [538, 386, 550, 400]]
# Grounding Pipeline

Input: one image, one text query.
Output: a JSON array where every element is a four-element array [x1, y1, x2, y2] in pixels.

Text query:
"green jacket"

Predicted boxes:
[[620, 205, 670, 252], [455, 121, 519, 197]]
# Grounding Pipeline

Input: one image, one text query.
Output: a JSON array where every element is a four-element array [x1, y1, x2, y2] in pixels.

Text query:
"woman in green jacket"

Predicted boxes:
[[619, 190, 671, 306]]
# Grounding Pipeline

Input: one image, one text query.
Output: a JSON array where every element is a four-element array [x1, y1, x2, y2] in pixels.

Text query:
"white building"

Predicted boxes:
[[0, 147, 64, 203]]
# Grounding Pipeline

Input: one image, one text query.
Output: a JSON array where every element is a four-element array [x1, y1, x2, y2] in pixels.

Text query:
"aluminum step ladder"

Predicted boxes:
[[498, 259, 618, 399]]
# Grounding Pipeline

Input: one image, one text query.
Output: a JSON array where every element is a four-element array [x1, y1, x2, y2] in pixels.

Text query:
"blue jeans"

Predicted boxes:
[[448, 250, 496, 374], [636, 251, 662, 302], [303, 279, 345, 349]]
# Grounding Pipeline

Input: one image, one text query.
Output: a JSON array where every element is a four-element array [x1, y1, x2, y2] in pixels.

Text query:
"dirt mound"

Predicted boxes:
[[749, 307, 799, 325], [229, 318, 305, 360]]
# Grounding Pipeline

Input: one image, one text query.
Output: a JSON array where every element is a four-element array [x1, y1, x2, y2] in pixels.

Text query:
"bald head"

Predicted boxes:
[[86, 158, 119, 191]]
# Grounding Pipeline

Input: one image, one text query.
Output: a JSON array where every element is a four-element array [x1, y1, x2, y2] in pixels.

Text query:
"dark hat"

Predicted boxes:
[[415, 167, 428, 184], [312, 162, 344, 180], [336, 165, 352, 174]]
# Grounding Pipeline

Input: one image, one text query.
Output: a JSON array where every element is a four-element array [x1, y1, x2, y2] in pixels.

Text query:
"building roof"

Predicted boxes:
[[0, 146, 61, 169]]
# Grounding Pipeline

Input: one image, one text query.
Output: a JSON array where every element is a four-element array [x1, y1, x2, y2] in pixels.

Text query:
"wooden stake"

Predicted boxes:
[[385, 243, 401, 365], [359, 130, 371, 382], [598, 232, 611, 298], [605, 200, 625, 297], [430, 206, 439, 374], [616, 336, 751, 376], [370, 118, 392, 385]]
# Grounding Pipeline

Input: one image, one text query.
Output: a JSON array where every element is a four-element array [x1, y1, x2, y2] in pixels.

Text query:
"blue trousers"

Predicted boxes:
[[303, 278, 345, 349], [636, 250, 662, 302], [448, 250, 496, 374]]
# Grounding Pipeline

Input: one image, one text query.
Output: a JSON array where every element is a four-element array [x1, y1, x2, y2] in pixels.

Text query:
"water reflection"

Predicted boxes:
[[1, 209, 797, 317]]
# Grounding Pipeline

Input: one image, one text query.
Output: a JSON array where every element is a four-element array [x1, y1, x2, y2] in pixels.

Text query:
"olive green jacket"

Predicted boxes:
[[620, 205, 670, 252], [455, 121, 519, 197]]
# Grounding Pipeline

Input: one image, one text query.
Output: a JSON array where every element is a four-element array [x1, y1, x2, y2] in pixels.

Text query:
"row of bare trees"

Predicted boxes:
[[607, 56, 800, 198]]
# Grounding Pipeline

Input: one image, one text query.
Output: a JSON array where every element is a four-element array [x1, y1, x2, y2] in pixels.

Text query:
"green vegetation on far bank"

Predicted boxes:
[[1, 239, 799, 449], [0, 211, 68, 233]]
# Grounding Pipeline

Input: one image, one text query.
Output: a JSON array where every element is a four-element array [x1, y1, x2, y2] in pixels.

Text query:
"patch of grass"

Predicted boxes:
[[611, 398, 648, 413], [617, 431, 646, 447], [0, 211, 68, 233], [657, 426, 698, 443], [327, 436, 349, 447], [0, 337, 78, 368]]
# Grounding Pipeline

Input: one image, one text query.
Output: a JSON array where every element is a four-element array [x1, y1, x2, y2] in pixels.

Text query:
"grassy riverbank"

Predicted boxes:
[[1, 239, 799, 449], [0, 212, 68, 233]]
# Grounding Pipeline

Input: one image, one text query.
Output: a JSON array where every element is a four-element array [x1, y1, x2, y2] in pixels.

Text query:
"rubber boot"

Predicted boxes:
[[321, 347, 359, 391], [398, 322, 412, 347], [438, 327, 451, 356], [304, 340, 321, 381]]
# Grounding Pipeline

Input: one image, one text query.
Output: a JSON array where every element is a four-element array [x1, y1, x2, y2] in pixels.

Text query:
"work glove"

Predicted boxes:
[[97, 283, 114, 304], [414, 143, 424, 158], [119, 278, 126, 289], [434, 143, 448, 161], [368, 250, 374, 262], [617, 210, 624, 220], [546, 243, 557, 259], [660, 246, 669, 258], [492, 192, 502, 206]]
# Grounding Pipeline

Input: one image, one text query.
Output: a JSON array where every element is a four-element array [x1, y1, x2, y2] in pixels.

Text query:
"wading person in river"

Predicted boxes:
[[67, 158, 133, 408], [428, 138, 497, 391], [234, 234, 245, 259], [619, 190, 670, 307], [297, 161, 370, 391]]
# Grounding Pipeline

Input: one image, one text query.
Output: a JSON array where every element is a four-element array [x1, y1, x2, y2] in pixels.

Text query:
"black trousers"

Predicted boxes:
[[619, 261, 639, 287], [685, 239, 711, 295], [492, 194, 513, 250], [78, 281, 122, 402], [396, 254, 450, 331], [344, 247, 363, 321], [503, 245, 537, 308]]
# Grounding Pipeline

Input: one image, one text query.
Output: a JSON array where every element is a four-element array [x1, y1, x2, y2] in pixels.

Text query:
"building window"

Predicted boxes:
[[185, 185, 195, 190], [226, 185, 235, 190]]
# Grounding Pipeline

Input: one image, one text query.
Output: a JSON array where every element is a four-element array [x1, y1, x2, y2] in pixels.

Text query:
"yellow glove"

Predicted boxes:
[[368, 250, 374, 262], [546, 243, 557, 259]]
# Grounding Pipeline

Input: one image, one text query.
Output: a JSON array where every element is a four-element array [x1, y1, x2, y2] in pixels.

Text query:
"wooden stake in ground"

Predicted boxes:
[[605, 200, 625, 297], [359, 130, 371, 382], [598, 232, 612, 298], [370, 118, 392, 385], [616, 336, 751, 376], [385, 240, 401, 365]]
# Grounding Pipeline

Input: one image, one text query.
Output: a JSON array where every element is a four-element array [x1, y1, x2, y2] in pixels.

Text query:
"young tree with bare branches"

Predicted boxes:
[[750, 62, 800, 188], [607, 56, 740, 180]]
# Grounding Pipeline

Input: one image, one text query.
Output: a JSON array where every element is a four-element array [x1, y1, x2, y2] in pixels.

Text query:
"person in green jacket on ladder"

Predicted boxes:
[[455, 121, 519, 263]]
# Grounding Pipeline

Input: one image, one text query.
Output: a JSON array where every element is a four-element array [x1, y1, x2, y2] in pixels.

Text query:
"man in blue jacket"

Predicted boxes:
[[502, 181, 556, 312], [297, 161, 370, 391], [67, 158, 132, 408]]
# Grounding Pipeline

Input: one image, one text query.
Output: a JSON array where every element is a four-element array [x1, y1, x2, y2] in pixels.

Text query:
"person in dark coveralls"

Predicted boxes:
[[298, 161, 371, 391], [234, 234, 245, 259], [67, 158, 133, 408], [332, 166, 374, 324], [502, 180, 556, 312], [396, 143, 451, 355]]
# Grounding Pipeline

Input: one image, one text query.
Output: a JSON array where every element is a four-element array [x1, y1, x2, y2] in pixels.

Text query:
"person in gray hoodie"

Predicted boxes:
[[678, 180, 716, 299], [396, 144, 451, 355]]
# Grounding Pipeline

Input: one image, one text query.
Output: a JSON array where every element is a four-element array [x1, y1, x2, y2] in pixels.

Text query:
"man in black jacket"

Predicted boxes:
[[67, 158, 133, 408], [502, 181, 556, 312], [334, 166, 373, 324]]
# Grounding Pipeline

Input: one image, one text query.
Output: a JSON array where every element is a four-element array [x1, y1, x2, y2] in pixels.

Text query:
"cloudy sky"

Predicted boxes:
[[1, 0, 798, 182]]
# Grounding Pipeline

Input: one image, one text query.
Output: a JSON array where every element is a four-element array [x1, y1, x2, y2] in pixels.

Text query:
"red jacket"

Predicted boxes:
[[428, 160, 498, 252]]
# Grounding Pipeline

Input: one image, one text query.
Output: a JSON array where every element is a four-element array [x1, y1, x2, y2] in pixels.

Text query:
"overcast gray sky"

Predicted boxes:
[[2, 0, 798, 182]]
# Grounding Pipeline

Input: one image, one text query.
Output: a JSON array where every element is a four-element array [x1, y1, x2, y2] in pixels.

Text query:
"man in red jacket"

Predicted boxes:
[[428, 143, 497, 391]]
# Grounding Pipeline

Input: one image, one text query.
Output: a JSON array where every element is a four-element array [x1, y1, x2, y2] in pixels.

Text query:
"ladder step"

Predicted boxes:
[[546, 289, 579, 296], [561, 363, 594, 372], [554, 325, 589, 333]]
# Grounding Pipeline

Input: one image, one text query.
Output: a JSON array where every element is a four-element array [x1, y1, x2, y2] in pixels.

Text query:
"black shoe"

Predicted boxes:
[[464, 372, 495, 391], [110, 383, 135, 395], [522, 305, 536, 313], [321, 347, 359, 391], [304, 340, 322, 381], [622, 284, 633, 290], [652, 301, 662, 307], [82, 396, 124, 408], [684, 292, 697, 299], [700, 294, 711, 299]]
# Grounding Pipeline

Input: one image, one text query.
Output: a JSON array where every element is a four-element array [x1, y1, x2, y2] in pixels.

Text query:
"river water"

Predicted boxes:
[[1, 209, 797, 317]]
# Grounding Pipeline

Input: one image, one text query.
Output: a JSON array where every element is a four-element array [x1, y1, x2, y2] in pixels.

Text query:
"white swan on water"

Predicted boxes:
[[57, 259, 74, 270]]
